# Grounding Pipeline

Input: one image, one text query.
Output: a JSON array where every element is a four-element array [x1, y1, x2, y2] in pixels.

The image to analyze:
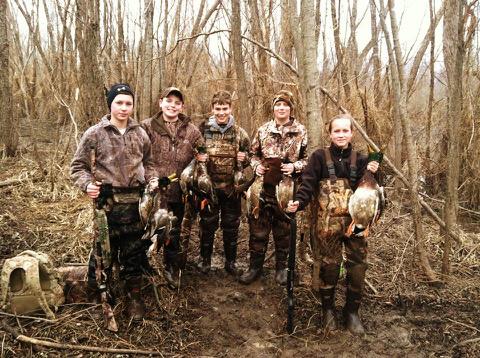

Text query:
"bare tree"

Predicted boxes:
[[231, 0, 250, 134], [442, 0, 465, 276], [301, 0, 321, 150], [378, 0, 438, 282], [0, 0, 17, 157], [75, 0, 105, 127], [142, 0, 154, 118]]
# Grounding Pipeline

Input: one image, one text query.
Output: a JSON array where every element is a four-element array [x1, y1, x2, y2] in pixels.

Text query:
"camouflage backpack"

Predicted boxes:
[[0, 250, 64, 319]]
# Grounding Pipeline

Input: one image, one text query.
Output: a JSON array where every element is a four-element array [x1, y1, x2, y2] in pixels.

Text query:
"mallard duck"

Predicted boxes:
[[195, 161, 217, 208], [139, 180, 156, 226], [276, 175, 294, 211], [246, 175, 263, 219], [346, 170, 384, 237], [180, 159, 196, 195], [141, 208, 177, 255]]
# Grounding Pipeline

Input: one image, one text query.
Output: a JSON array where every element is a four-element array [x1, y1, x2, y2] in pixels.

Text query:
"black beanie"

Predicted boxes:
[[106, 83, 134, 110]]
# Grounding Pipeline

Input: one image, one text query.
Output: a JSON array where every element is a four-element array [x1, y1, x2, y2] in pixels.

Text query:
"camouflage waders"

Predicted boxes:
[[198, 189, 242, 273], [310, 149, 367, 334], [246, 193, 290, 280]]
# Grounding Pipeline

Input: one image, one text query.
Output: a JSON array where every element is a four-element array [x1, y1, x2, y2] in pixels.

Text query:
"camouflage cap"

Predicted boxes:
[[161, 87, 184, 103], [272, 90, 295, 110]]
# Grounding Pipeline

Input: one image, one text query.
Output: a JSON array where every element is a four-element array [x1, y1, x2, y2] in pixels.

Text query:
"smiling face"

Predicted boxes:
[[273, 100, 291, 123], [212, 103, 232, 125], [329, 117, 353, 149], [160, 94, 184, 121], [110, 94, 134, 125]]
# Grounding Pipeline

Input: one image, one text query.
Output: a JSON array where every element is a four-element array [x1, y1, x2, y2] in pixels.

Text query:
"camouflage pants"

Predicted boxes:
[[310, 215, 368, 294], [163, 202, 185, 268], [199, 189, 241, 263], [88, 203, 150, 284], [248, 196, 290, 269]]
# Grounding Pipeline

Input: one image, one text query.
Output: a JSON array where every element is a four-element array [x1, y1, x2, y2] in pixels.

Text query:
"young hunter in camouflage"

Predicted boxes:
[[287, 114, 380, 335], [141, 87, 204, 288], [71, 83, 157, 321], [194, 90, 250, 277], [239, 90, 307, 286]]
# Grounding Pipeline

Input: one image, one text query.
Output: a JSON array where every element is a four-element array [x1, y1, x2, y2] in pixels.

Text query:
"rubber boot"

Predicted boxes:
[[344, 290, 365, 335], [239, 253, 264, 285], [224, 239, 243, 277], [197, 236, 213, 274], [320, 288, 338, 331], [196, 256, 211, 274], [126, 277, 145, 321]]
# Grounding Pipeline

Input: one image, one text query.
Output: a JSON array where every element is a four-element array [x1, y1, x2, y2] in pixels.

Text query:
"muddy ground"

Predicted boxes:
[[0, 156, 479, 357]]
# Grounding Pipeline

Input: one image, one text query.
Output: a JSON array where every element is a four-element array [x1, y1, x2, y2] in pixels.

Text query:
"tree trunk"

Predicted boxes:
[[369, 0, 382, 108], [143, 0, 154, 118], [330, 0, 351, 99], [248, 0, 272, 120], [0, 0, 17, 157], [301, 0, 321, 151], [159, 0, 169, 90], [231, 0, 250, 134], [425, 0, 436, 190], [442, 0, 464, 276], [117, 0, 126, 80], [378, 0, 438, 282], [75, 0, 105, 128]]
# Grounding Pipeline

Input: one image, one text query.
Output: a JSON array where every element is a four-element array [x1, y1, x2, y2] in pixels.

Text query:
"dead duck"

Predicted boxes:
[[180, 159, 196, 195], [347, 170, 384, 237], [246, 175, 263, 219], [139, 180, 156, 226], [276, 175, 294, 211], [194, 161, 217, 209], [141, 208, 177, 255]]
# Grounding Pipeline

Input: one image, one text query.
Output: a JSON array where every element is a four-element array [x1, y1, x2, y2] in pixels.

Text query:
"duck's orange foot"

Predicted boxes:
[[346, 221, 355, 237]]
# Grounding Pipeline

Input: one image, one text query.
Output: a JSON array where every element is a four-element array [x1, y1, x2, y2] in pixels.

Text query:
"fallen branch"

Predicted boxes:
[[319, 86, 462, 244], [455, 337, 480, 347], [365, 278, 379, 295], [2, 319, 161, 355], [0, 178, 24, 188]]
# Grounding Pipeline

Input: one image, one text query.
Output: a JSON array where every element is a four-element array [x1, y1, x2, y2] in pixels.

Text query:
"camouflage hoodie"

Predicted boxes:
[[250, 117, 308, 174], [142, 112, 204, 203], [71, 115, 156, 191]]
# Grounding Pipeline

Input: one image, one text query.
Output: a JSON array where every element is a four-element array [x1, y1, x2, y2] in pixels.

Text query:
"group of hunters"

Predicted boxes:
[[70, 83, 380, 335]]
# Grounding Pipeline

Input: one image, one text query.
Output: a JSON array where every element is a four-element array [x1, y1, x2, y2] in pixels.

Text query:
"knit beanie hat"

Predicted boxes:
[[106, 83, 134, 110]]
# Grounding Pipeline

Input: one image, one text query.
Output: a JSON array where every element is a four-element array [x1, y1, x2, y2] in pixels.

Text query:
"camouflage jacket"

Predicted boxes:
[[71, 115, 156, 192], [142, 112, 204, 203], [199, 116, 250, 189], [250, 117, 308, 174]]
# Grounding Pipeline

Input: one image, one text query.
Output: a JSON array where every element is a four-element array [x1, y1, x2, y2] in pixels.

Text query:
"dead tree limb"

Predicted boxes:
[[319, 85, 462, 244], [1, 319, 161, 355]]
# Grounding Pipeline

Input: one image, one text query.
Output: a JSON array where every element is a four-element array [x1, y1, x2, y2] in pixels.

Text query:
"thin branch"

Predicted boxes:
[[167, 29, 298, 75]]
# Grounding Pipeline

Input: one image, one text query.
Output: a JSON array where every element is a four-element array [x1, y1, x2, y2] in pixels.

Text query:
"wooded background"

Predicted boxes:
[[0, 0, 478, 282]]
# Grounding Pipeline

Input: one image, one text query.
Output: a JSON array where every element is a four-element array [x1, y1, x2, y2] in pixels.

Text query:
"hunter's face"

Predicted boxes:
[[160, 95, 184, 121], [330, 117, 353, 149], [212, 103, 232, 125], [273, 100, 291, 122], [110, 94, 134, 122]]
